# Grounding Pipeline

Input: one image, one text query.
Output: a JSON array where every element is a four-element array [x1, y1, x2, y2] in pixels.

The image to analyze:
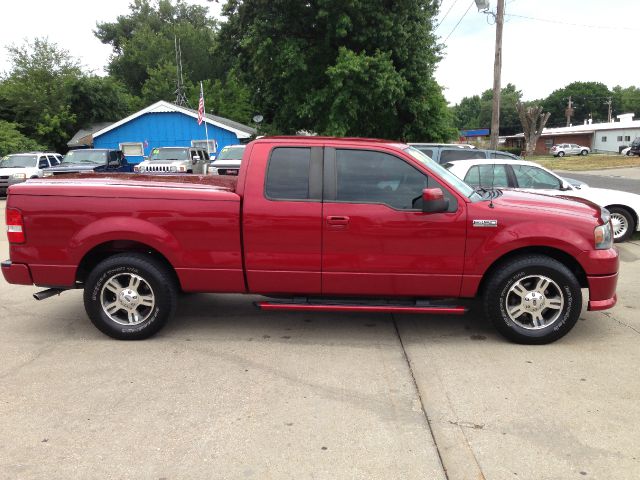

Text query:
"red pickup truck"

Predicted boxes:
[[2, 137, 618, 344]]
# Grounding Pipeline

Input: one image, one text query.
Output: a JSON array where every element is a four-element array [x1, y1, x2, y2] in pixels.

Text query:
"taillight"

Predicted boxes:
[[6, 208, 25, 243]]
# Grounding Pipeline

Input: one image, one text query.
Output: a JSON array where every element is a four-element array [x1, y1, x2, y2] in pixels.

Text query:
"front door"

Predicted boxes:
[[321, 147, 467, 298]]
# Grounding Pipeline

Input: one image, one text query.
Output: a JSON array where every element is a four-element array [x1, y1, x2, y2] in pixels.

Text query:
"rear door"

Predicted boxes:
[[321, 147, 467, 297], [242, 144, 324, 294]]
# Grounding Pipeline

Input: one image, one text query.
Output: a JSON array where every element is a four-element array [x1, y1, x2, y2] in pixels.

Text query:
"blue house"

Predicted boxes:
[[91, 100, 256, 163]]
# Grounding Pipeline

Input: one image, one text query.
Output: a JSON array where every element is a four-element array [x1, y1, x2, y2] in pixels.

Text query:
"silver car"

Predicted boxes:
[[550, 143, 590, 157], [209, 145, 246, 176], [135, 147, 209, 174]]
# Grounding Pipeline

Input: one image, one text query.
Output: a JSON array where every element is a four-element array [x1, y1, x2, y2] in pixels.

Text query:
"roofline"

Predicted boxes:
[[92, 100, 255, 139]]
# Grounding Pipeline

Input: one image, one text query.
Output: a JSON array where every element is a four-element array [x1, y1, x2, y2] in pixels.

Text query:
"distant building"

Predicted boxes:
[[505, 113, 640, 154], [70, 100, 256, 163]]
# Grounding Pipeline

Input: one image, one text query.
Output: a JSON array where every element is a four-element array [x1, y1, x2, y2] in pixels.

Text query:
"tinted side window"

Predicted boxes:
[[490, 152, 517, 160], [439, 149, 486, 162], [38, 157, 49, 168], [463, 165, 509, 188], [335, 149, 459, 211], [265, 147, 311, 200], [512, 165, 561, 189], [416, 147, 434, 158]]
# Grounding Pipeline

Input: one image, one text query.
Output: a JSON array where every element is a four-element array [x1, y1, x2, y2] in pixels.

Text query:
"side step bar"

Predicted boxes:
[[256, 299, 467, 315]]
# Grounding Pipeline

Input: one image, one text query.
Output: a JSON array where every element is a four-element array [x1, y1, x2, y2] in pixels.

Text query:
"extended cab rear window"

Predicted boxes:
[[265, 147, 311, 200]]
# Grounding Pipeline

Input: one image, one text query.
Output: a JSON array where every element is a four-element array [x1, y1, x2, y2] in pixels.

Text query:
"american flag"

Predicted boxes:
[[197, 85, 205, 125]]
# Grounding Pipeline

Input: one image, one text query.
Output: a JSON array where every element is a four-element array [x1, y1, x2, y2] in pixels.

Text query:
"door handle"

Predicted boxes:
[[326, 215, 350, 226]]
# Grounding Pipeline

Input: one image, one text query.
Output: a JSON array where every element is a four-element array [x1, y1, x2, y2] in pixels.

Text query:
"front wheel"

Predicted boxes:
[[83, 253, 178, 340], [558, 151, 565, 157], [483, 255, 582, 344], [581, 150, 588, 156]]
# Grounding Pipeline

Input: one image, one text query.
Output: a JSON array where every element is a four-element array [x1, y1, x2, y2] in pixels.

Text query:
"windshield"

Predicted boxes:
[[63, 150, 108, 164], [404, 146, 481, 200], [0, 154, 37, 168], [149, 148, 189, 161], [215, 146, 245, 161]]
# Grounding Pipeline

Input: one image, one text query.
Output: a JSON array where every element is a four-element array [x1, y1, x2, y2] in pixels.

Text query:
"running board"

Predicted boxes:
[[256, 299, 468, 315]]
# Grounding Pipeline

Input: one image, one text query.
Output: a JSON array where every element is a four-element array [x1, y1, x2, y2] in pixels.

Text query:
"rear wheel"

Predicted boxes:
[[483, 255, 582, 344], [608, 206, 635, 242], [83, 253, 177, 340]]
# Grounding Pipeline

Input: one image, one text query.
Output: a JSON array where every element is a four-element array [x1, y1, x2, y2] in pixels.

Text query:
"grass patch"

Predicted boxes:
[[527, 154, 640, 171]]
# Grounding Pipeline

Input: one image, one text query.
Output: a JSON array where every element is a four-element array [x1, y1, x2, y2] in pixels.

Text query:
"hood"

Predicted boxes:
[[47, 163, 102, 173], [569, 186, 640, 209], [0, 167, 39, 176], [490, 189, 602, 222]]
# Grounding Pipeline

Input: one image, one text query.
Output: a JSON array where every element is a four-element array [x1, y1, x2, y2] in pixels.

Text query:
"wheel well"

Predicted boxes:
[[477, 246, 588, 296], [76, 241, 181, 289], [606, 204, 638, 227]]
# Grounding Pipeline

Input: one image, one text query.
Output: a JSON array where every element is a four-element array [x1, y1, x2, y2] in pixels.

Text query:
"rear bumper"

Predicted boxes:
[[1, 260, 33, 285]]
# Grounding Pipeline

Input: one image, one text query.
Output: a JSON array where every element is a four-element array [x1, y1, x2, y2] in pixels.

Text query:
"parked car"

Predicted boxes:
[[135, 147, 209, 174], [209, 144, 246, 176], [408, 144, 520, 164], [621, 147, 632, 156], [550, 143, 590, 157], [629, 137, 640, 156], [0, 152, 62, 195], [43, 149, 131, 176], [445, 158, 640, 242], [409, 143, 476, 150], [2, 137, 618, 345]]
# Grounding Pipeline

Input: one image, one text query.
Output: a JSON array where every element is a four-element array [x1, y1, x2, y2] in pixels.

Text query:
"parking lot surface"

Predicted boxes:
[[1, 198, 639, 479]]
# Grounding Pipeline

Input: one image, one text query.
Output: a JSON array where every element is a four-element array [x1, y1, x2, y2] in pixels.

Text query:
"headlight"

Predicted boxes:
[[134, 165, 140, 172], [43, 172, 53, 177], [594, 223, 613, 250], [210, 167, 219, 175], [178, 166, 186, 172], [170, 166, 178, 172], [12, 173, 26, 179]]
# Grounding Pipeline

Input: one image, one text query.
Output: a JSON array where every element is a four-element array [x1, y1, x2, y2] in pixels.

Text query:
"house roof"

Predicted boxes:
[[507, 118, 640, 139], [92, 100, 256, 139], [67, 122, 114, 147]]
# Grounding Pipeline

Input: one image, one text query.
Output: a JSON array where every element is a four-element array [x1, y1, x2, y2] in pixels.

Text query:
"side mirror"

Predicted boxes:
[[560, 180, 572, 191], [192, 155, 200, 165], [422, 188, 449, 213]]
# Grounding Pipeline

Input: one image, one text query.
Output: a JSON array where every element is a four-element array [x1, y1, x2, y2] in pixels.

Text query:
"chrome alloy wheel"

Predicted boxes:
[[100, 273, 155, 326], [610, 213, 628, 240], [505, 275, 564, 330]]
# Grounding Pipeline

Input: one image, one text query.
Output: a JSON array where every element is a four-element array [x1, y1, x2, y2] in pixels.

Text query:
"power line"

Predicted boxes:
[[443, 0, 475, 42], [436, 0, 461, 31], [505, 13, 640, 31]]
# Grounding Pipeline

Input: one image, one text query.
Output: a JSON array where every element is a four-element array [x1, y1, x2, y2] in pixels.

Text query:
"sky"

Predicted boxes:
[[0, 0, 638, 106]]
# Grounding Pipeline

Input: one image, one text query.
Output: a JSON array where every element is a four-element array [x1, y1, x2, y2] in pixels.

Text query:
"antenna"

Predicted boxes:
[[174, 36, 190, 107]]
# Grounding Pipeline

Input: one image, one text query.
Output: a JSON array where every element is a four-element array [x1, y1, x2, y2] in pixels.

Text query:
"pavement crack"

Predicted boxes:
[[392, 314, 450, 480], [602, 311, 640, 336]]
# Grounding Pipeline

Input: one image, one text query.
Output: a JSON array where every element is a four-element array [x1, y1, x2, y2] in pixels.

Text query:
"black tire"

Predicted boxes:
[[483, 255, 582, 345], [83, 253, 177, 340], [558, 151, 565, 157], [608, 206, 635, 243], [581, 150, 588, 156]]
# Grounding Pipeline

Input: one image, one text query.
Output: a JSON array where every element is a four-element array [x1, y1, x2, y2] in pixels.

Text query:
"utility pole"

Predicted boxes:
[[489, 0, 504, 150], [605, 97, 613, 123], [565, 96, 574, 127]]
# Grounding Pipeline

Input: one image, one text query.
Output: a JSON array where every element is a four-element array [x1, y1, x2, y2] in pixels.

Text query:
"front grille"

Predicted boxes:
[[219, 169, 239, 176], [145, 165, 174, 172], [0, 176, 9, 180], [53, 171, 78, 175]]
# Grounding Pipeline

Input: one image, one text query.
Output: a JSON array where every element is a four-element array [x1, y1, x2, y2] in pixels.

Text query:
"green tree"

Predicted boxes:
[[95, 0, 218, 96], [0, 121, 45, 156], [612, 85, 640, 118], [478, 83, 522, 136], [452, 95, 482, 131], [542, 81, 612, 127], [215, 0, 456, 140]]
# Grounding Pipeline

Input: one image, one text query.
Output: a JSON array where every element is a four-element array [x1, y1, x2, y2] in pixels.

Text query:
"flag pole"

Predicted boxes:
[[200, 81, 211, 156]]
